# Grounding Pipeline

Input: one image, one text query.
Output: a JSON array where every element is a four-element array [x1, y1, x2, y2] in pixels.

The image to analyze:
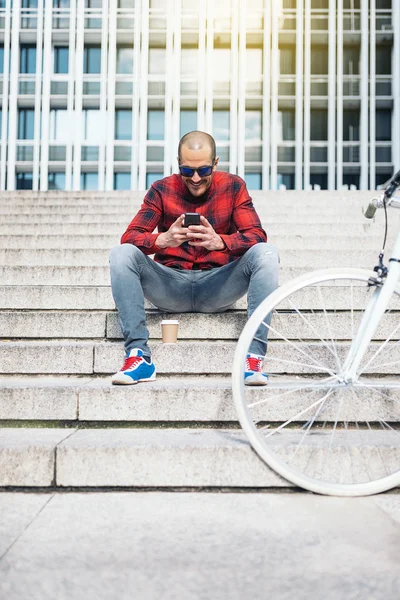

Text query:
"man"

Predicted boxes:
[[109, 131, 279, 386]]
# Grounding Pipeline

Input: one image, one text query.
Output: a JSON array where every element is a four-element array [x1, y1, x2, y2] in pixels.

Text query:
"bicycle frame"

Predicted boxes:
[[341, 218, 400, 382]]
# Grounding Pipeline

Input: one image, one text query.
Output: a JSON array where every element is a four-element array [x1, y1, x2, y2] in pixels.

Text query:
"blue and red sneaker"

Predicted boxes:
[[111, 348, 156, 385], [244, 353, 269, 386]]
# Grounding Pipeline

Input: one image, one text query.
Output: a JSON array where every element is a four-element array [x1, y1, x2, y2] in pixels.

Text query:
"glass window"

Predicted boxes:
[[245, 173, 262, 190], [376, 46, 391, 75], [48, 173, 66, 190], [246, 48, 262, 80], [376, 110, 391, 141], [278, 110, 295, 141], [343, 47, 360, 75], [16, 173, 33, 190], [22, 0, 38, 7], [181, 49, 198, 77], [116, 46, 134, 74], [343, 110, 360, 141], [146, 173, 163, 187], [277, 173, 295, 189], [85, 0, 102, 7], [245, 111, 262, 141], [311, 47, 328, 74], [83, 109, 104, 142], [279, 47, 296, 75], [343, 0, 360, 7], [84, 46, 101, 73], [310, 173, 327, 189], [147, 110, 165, 140], [81, 173, 98, 190], [283, 0, 296, 7], [149, 48, 166, 74], [0, 46, 3, 74], [213, 111, 230, 140], [213, 49, 231, 79], [343, 173, 359, 189], [114, 172, 131, 190], [54, 47, 69, 74], [115, 110, 132, 140], [180, 110, 197, 137], [118, 0, 135, 7], [49, 109, 70, 141], [311, 0, 329, 7], [20, 45, 36, 74], [53, 0, 70, 6], [18, 109, 35, 139], [310, 110, 328, 141]]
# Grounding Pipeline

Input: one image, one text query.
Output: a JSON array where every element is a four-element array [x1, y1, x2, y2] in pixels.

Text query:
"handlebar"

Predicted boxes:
[[364, 169, 400, 219]]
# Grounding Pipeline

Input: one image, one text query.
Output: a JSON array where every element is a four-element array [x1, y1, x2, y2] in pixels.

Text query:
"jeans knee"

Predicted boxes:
[[247, 242, 279, 267], [109, 243, 142, 270]]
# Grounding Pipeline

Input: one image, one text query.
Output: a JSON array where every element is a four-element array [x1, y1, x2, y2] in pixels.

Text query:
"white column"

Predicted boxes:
[[328, 0, 336, 190], [163, 0, 174, 176], [131, 0, 142, 189], [229, 0, 239, 174], [204, 0, 214, 135], [73, 0, 84, 190], [0, 0, 12, 190], [137, 0, 149, 190], [303, 0, 311, 190], [369, 0, 376, 189], [336, 0, 343, 189], [170, 0, 182, 174], [270, 1, 279, 190], [197, 6, 207, 131], [7, 0, 21, 190], [261, 0, 271, 190], [65, 0, 77, 190], [32, 0, 43, 191], [391, 2, 399, 171], [98, 0, 109, 191], [105, 0, 116, 191], [237, 0, 246, 179], [359, 0, 369, 190], [295, 0, 304, 190], [39, 0, 52, 191]]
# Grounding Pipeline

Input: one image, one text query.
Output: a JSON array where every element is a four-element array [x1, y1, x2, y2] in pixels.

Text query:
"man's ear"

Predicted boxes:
[[213, 157, 219, 170]]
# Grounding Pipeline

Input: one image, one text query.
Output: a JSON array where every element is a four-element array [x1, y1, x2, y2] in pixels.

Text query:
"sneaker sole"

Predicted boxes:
[[111, 374, 157, 386]]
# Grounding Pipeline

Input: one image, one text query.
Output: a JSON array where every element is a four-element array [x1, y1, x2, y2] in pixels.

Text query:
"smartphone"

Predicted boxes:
[[183, 212, 201, 227]]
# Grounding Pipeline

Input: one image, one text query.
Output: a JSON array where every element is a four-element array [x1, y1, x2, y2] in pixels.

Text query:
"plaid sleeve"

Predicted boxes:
[[120, 186, 163, 254], [220, 181, 267, 254]]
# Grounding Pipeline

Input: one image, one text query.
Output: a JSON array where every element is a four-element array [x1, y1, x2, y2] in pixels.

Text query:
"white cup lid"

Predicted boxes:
[[161, 320, 179, 324]]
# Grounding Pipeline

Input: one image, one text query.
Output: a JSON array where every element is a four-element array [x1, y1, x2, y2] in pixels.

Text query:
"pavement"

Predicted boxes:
[[1, 491, 400, 600]]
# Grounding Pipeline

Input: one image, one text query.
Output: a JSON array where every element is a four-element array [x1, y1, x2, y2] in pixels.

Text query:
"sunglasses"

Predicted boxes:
[[179, 160, 216, 178]]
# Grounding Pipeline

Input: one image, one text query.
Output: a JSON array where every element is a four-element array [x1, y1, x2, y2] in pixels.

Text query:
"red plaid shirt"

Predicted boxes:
[[121, 171, 267, 270]]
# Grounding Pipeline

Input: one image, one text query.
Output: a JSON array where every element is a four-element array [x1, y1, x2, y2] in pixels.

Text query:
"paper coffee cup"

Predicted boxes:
[[161, 320, 179, 343]]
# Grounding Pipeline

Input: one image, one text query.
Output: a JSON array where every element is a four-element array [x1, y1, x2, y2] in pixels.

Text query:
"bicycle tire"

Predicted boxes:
[[232, 267, 400, 496]]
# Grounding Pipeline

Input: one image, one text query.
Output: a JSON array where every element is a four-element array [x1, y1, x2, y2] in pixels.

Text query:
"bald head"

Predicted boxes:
[[178, 131, 216, 162]]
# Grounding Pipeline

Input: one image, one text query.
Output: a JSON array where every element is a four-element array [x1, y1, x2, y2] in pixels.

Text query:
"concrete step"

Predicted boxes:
[[0, 203, 371, 216], [0, 265, 379, 286], [0, 213, 384, 226], [1, 375, 399, 423], [1, 427, 399, 489], [0, 233, 394, 250], [0, 247, 387, 268], [6, 283, 395, 311], [1, 340, 399, 375], [1, 309, 399, 340], [0, 222, 379, 236]]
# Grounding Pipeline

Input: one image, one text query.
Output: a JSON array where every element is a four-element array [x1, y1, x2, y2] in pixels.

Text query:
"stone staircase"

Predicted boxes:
[[0, 190, 398, 490]]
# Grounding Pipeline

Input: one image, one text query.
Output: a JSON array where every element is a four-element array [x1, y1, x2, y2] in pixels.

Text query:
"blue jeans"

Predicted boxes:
[[109, 243, 279, 358]]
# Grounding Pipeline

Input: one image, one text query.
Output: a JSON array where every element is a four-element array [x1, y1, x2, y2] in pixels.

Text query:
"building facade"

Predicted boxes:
[[0, 0, 398, 191]]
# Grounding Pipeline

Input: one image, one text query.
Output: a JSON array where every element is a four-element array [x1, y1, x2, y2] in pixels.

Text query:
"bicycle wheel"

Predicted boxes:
[[232, 267, 400, 496]]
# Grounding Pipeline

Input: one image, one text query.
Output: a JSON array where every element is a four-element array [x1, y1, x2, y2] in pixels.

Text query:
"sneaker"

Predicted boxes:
[[111, 348, 156, 385], [244, 353, 269, 386]]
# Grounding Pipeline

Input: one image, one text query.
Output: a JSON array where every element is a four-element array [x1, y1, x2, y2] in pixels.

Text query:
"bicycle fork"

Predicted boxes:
[[340, 232, 400, 383]]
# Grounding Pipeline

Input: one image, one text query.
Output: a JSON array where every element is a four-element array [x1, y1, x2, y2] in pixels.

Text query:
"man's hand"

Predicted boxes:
[[186, 216, 225, 251], [155, 214, 189, 249]]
